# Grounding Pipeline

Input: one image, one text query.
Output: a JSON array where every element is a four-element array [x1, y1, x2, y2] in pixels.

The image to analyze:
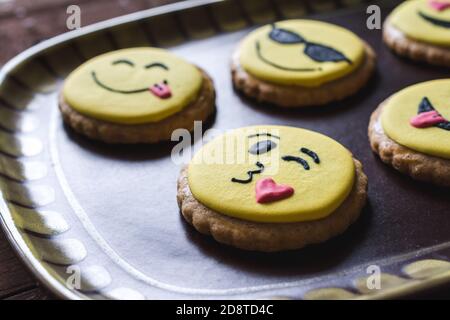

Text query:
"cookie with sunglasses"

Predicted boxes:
[[369, 79, 450, 186], [383, 0, 450, 68], [177, 125, 368, 252], [60, 47, 215, 144], [232, 20, 376, 108]]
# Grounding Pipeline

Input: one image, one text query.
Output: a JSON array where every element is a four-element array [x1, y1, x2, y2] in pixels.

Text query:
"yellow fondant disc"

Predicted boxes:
[[63, 47, 203, 124], [188, 126, 356, 223], [389, 0, 450, 47], [381, 79, 450, 159], [238, 19, 366, 87]]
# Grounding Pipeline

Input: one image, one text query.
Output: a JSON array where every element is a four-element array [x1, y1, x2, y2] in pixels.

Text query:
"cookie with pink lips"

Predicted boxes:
[[177, 126, 368, 252], [60, 48, 215, 144]]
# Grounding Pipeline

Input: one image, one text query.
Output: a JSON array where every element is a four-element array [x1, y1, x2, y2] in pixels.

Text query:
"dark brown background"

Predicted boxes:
[[0, 0, 448, 300]]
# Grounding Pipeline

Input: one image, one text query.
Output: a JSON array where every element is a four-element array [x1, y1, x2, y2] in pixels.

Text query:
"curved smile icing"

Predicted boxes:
[[255, 41, 321, 72], [91, 71, 172, 99], [91, 71, 149, 94]]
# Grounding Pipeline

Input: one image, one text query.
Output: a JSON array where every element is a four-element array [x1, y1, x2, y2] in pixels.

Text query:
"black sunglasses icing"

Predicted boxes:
[[417, 97, 450, 131], [268, 24, 352, 64]]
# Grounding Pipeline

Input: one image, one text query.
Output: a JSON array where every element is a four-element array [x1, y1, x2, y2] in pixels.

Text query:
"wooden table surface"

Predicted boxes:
[[0, 0, 448, 300]]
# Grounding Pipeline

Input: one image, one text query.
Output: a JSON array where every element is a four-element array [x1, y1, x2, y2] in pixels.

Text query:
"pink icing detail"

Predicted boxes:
[[410, 110, 446, 128], [149, 82, 172, 99], [255, 178, 294, 204], [428, 0, 450, 11]]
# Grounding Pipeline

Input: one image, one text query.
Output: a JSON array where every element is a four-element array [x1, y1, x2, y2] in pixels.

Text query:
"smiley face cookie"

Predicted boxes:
[[231, 20, 376, 108], [369, 79, 450, 186], [177, 126, 368, 252], [383, 0, 450, 67], [60, 47, 215, 143]]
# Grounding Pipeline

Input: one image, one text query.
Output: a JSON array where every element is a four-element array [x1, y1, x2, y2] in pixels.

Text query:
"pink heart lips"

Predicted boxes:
[[255, 178, 294, 204], [150, 81, 172, 99], [428, 0, 450, 11], [410, 110, 446, 128]]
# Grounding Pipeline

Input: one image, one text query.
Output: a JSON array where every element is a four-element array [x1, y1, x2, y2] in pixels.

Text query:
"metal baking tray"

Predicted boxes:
[[0, 0, 449, 300]]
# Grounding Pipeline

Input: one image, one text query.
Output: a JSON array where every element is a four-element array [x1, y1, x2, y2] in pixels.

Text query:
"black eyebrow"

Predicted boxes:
[[145, 62, 169, 70], [282, 156, 310, 170], [247, 133, 280, 140], [300, 148, 320, 164], [112, 59, 134, 66]]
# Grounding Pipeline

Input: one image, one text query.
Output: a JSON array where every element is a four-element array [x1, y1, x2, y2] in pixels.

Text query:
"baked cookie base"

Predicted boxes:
[[383, 19, 450, 68], [231, 43, 376, 108], [59, 69, 215, 144], [177, 160, 368, 252], [368, 101, 450, 187]]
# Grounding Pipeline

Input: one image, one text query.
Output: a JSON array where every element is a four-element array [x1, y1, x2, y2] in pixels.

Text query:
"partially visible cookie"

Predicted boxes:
[[60, 47, 215, 144], [368, 79, 450, 186], [177, 125, 368, 252], [231, 19, 376, 108], [383, 0, 450, 67]]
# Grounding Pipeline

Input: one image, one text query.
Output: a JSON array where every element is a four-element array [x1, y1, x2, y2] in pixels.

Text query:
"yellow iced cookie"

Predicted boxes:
[[238, 19, 365, 87], [381, 79, 450, 159], [63, 47, 203, 124], [188, 126, 355, 223], [389, 0, 450, 47]]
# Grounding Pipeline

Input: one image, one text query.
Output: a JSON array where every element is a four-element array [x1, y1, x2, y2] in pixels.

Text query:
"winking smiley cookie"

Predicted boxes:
[[60, 47, 215, 144]]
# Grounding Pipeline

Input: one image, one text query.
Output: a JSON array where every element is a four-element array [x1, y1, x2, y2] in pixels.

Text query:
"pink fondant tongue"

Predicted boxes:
[[410, 110, 446, 128], [150, 82, 172, 99], [428, 0, 450, 11], [255, 178, 294, 204]]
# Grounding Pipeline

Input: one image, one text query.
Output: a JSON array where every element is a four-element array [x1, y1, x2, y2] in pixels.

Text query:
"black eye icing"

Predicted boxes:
[[269, 24, 305, 44], [282, 155, 310, 170], [249, 140, 277, 155], [303, 42, 352, 64], [112, 59, 134, 67], [267, 24, 352, 64], [282, 147, 321, 170], [145, 62, 169, 70], [247, 132, 280, 139]]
